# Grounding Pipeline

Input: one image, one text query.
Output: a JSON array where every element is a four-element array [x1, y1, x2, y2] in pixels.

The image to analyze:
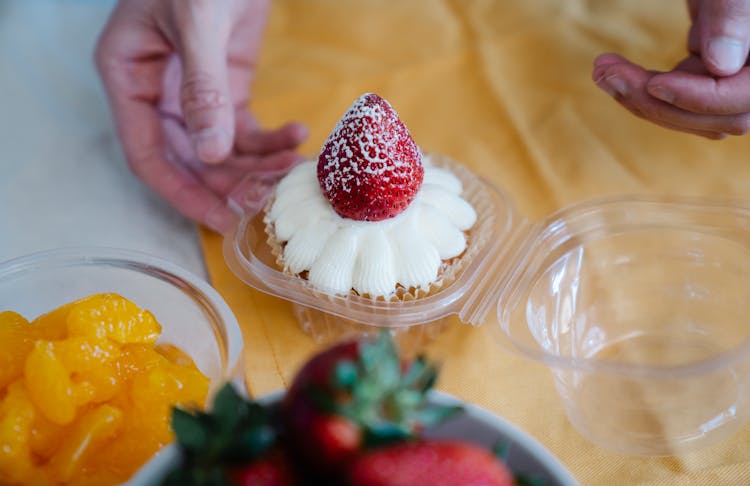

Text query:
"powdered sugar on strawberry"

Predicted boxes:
[[317, 93, 424, 221]]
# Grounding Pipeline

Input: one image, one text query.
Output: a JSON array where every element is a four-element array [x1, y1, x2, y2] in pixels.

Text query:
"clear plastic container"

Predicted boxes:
[[0, 247, 245, 398], [223, 154, 518, 351], [486, 197, 750, 455], [224, 157, 750, 455]]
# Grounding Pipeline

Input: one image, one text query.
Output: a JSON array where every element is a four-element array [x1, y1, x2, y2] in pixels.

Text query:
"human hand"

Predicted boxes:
[[96, 0, 308, 233], [592, 0, 750, 140]]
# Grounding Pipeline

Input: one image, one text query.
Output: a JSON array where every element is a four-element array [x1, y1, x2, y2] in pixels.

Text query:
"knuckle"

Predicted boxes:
[[721, 0, 750, 19], [727, 115, 750, 135]]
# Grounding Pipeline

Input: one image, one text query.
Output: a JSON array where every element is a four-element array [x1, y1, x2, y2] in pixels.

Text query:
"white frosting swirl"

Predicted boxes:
[[265, 155, 477, 297]]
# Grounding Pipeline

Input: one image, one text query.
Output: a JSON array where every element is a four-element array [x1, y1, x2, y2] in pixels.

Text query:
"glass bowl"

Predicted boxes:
[[0, 247, 244, 480], [0, 247, 243, 389]]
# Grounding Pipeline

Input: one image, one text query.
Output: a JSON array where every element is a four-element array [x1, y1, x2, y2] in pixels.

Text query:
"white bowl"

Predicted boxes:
[[130, 390, 579, 485]]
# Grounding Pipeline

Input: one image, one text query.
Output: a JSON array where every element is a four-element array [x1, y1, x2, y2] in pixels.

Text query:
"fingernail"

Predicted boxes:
[[648, 85, 675, 104], [707, 36, 745, 74], [592, 66, 607, 83], [598, 75, 628, 97], [290, 123, 309, 142], [192, 127, 231, 164]]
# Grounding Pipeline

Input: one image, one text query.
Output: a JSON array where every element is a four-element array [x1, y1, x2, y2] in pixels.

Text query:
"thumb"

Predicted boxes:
[[178, 16, 234, 164], [697, 0, 750, 76]]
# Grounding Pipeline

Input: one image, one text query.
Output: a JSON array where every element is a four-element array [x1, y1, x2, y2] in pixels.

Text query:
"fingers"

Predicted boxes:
[[592, 54, 642, 98], [227, 172, 282, 215], [592, 54, 739, 138], [224, 150, 304, 173], [673, 54, 711, 75], [195, 151, 302, 194], [647, 67, 750, 115], [693, 0, 750, 76], [235, 111, 309, 155], [173, 1, 235, 164], [115, 95, 238, 232]]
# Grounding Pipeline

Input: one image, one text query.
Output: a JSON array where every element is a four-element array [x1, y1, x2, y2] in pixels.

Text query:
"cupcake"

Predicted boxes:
[[263, 93, 478, 301]]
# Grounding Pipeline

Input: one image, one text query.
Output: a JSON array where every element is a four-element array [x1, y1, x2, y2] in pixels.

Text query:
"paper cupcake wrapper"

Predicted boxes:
[[261, 152, 496, 305]]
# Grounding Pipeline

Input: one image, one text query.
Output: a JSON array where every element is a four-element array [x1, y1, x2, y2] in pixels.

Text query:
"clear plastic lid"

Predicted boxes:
[[485, 195, 750, 374]]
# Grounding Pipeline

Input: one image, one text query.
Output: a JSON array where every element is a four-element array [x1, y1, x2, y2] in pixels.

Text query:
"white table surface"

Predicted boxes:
[[0, 0, 207, 278]]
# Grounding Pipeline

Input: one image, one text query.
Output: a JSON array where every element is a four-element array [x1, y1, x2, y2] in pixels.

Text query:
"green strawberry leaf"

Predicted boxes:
[[333, 360, 358, 389], [360, 331, 398, 376], [391, 389, 422, 414], [418, 364, 439, 392], [224, 424, 276, 463], [212, 383, 246, 427], [167, 383, 281, 484], [172, 408, 210, 454], [410, 404, 463, 428], [162, 465, 231, 486], [363, 421, 412, 447], [401, 356, 427, 387]]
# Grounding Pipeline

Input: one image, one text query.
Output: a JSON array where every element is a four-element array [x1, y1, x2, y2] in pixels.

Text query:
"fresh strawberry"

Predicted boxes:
[[346, 440, 516, 486], [161, 384, 299, 486], [317, 93, 424, 221], [281, 332, 460, 478], [226, 450, 297, 486]]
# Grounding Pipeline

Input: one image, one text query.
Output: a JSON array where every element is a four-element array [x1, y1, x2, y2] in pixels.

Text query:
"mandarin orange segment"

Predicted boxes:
[[132, 364, 209, 415], [29, 412, 70, 461], [66, 469, 127, 486], [168, 364, 210, 406], [24, 341, 76, 425], [2, 294, 209, 484], [48, 404, 123, 483], [116, 343, 171, 384], [29, 302, 74, 341], [0, 382, 36, 485], [56, 336, 120, 372], [66, 293, 161, 344], [72, 363, 121, 406], [130, 368, 186, 443], [23, 468, 55, 486], [0, 311, 35, 389], [85, 415, 166, 480]]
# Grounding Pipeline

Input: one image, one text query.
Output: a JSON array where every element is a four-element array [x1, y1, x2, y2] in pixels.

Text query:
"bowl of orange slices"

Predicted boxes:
[[0, 248, 243, 485]]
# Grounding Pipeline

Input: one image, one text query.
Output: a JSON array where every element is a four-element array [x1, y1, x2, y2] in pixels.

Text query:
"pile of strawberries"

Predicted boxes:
[[162, 333, 527, 486]]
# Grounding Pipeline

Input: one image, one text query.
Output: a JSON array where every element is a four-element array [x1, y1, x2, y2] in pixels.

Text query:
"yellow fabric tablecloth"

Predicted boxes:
[[199, 1, 750, 484]]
